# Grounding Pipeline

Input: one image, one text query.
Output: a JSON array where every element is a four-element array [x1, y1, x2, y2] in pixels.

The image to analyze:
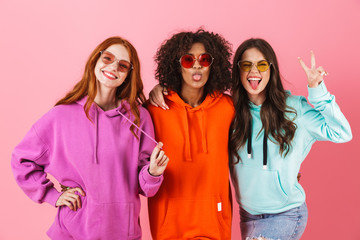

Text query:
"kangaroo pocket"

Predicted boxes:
[[237, 164, 288, 211], [60, 197, 138, 239], [159, 197, 230, 239]]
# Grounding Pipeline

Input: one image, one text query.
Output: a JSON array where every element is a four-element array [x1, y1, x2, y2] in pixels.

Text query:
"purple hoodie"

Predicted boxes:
[[11, 97, 163, 240]]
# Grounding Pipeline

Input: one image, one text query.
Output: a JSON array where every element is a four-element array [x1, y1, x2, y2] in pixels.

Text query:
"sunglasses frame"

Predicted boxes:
[[237, 60, 272, 72], [99, 50, 133, 73], [179, 53, 214, 69]]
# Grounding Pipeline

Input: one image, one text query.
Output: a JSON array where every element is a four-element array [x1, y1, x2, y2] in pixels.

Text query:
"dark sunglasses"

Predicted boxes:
[[179, 53, 214, 69], [100, 50, 133, 73], [238, 60, 271, 72]]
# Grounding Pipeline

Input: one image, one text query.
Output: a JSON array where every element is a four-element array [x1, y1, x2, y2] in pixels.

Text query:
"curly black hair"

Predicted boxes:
[[155, 28, 232, 96]]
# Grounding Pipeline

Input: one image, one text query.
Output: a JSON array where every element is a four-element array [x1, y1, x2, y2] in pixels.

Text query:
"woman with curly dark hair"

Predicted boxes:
[[146, 29, 234, 239]]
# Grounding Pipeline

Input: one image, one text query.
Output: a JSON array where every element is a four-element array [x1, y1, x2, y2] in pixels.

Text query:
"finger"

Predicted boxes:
[[63, 199, 74, 210], [162, 87, 168, 95], [149, 98, 159, 107], [150, 142, 163, 160], [74, 187, 86, 196], [157, 94, 167, 110], [62, 194, 79, 210], [158, 156, 169, 166], [67, 191, 82, 209], [157, 141, 163, 149], [310, 50, 316, 69], [156, 150, 165, 163], [151, 85, 167, 109], [76, 193, 82, 209], [149, 91, 159, 107], [162, 101, 169, 110], [298, 57, 308, 72], [317, 66, 327, 76]]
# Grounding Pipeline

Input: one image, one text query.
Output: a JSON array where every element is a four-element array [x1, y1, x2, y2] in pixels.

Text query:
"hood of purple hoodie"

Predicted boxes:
[[76, 97, 134, 164]]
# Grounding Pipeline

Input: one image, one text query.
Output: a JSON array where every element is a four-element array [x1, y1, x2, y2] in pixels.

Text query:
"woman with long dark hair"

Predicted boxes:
[[229, 38, 352, 240], [11, 36, 169, 239]]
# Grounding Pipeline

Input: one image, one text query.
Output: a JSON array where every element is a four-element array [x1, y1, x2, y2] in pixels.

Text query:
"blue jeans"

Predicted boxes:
[[240, 203, 308, 240]]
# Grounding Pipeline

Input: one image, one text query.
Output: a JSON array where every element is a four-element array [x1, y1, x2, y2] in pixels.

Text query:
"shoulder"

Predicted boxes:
[[285, 91, 306, 109], [220, 93, 234, 104], [215, 93, 235, 111], [138, 104, 152, 119]]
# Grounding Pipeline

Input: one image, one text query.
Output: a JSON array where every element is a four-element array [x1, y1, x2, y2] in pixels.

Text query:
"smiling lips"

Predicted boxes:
[[248, 77, 261, 90], [102, 71, 118, 80]]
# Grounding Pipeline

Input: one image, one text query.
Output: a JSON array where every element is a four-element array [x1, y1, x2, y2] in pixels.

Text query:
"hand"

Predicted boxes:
[[298, 50, 327, 88], [149, 84, 169, 110], [148, 142, 169, 176], [56, 187, 86, 211]]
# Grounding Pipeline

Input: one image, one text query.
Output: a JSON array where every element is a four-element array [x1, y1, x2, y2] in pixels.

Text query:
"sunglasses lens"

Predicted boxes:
[[239, 61, 252, 72], [199, 54, 213, 67], [118, 60, 132, 72], [180, 55, 194, 68], [101, 51, 115, 64], [257, 61, 270, 72]]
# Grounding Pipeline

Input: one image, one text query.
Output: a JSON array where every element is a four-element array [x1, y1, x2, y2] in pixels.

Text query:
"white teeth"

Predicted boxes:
[[103, 71, 117, 79], [248, 78, 261, 81]]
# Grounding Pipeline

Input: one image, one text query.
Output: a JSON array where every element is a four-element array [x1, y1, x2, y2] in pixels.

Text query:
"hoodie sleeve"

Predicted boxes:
[[137, 107, 163, 197], [11, 125, 62, 207], [298, 81, 352, 143]]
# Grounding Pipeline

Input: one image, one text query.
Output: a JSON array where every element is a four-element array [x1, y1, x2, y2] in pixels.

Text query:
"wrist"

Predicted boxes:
[[148, 167, 161, 177]]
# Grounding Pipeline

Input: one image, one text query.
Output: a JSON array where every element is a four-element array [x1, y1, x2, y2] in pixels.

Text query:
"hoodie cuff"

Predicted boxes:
[[43, 187, 62, 207], [141, 164, 163, 184], [308, 81, 329, 102]]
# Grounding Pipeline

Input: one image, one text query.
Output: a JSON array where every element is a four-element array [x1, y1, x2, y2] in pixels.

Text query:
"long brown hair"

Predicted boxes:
[[55, 36, 146, 137], [229, 38, 297, 164]]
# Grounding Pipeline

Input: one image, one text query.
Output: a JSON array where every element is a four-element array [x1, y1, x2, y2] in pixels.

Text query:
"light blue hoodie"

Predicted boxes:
[[230, 82, 352, 215]]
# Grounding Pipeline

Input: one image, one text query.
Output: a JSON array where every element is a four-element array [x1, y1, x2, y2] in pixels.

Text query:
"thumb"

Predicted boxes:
[[157, 141, 163, 149]]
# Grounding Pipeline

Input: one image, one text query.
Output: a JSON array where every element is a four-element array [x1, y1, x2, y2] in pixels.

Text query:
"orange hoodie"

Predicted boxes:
[[147, 91, 235, 240]]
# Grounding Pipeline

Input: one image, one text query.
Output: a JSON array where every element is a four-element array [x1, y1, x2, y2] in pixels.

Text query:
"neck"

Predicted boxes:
[[248, 92, 266, 106], [94, 85, 119, 111], [180, 87, 205, 107]]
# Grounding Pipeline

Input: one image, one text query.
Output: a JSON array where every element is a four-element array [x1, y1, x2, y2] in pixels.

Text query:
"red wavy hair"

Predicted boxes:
[[55, 36, 146, 137]]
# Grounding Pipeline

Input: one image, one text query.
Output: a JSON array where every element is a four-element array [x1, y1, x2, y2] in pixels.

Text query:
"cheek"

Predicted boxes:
[[262, 72, 271, 86], [240, 72, 248, 86], [94, 61, 103, 78], [181, 68, 190, 80]]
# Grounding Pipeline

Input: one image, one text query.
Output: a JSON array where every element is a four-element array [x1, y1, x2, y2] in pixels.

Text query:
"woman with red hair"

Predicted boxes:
[[11, 36, 169, 239]]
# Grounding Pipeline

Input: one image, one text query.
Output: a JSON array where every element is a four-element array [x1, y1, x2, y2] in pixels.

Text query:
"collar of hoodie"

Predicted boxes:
[[165, 91, 222, 162], [76, 97, 133, 164]]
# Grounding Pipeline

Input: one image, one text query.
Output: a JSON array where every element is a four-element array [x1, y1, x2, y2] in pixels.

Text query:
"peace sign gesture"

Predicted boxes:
[[298, 51, 327, 88]]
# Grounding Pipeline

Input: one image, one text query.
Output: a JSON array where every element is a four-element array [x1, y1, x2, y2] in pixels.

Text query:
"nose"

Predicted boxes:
[[250, 63, 259, 73], [192, 58, 202, 69], [108, 61, 118, 71]]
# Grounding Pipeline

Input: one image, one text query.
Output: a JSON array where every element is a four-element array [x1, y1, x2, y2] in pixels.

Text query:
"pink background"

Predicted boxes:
[[1, 0, 359, 239]]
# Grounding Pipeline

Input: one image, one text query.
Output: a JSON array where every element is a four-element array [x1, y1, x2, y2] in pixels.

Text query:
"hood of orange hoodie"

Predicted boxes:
[[165, 90, 223, 162]]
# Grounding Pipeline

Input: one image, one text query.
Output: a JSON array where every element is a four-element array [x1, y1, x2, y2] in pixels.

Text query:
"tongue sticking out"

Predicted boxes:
[[249, 80, 260, 90], [193, 74, 201, 81]]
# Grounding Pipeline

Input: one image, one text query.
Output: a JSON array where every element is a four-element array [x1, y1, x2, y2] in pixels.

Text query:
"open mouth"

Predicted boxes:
[[102, 71, 118, 80], [192, 73, 202, 81], [248, 77, 261, 90]]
